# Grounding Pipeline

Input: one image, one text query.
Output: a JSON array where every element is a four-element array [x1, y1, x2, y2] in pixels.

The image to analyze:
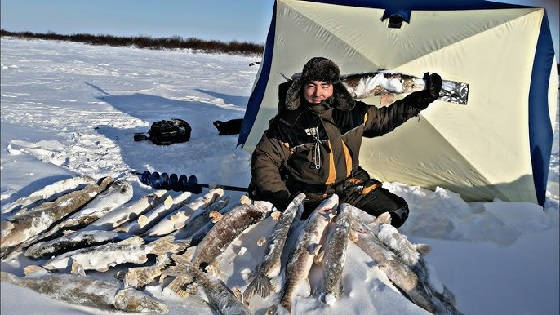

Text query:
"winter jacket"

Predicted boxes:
[[249, 82, 438, 210]]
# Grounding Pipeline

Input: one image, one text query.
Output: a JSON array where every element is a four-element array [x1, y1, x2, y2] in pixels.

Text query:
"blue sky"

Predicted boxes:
[[1, 0, 275, 43], [1, 0, 557, 57]]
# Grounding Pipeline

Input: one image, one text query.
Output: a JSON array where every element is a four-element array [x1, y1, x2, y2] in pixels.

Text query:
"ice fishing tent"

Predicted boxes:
[[239, 0, 558, 205]]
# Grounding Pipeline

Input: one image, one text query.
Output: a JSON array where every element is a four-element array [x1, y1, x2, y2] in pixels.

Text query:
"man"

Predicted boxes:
[[249, 57, 442, 228]]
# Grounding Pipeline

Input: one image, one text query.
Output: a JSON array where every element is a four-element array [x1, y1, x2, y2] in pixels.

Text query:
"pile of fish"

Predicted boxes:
[[0, 176, 461, 314]]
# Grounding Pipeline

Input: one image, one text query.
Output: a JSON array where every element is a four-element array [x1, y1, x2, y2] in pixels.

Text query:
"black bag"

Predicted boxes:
[[135, 118, 192, 145], [213, 118, 243, 135]]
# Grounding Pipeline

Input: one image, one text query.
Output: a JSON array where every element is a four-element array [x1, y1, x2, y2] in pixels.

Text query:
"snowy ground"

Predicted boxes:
[[1, 37, 558, 315]]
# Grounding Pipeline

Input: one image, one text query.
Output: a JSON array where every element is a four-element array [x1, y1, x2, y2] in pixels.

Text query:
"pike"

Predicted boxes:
[[177, 197, 239, 247], [134, 192, 192, 236], [191, 201, 272, 270], [350, 212, 460, 315], [169, 254, 250, 315], [349, 206, 431, 266], [22, 179, 133, 248], [340, 71, 469, 105], [24, 230, 120, 259], [55, 180, 133, 229], [1, 271, 168, 313], [243, 193, 305, 301], [1, 176, 95, 216], [42, 235, 180, 273], [146, 189, 224, 237], [86, 190, 168, 231], [316, 203, 352, 305], [122, 236, 190, 288], [270, 194, 338, 314], [124, 254, 172, 288], [173, 195, 231, 240], [116, 194, 173, 234], [0, 176, 113, 259]]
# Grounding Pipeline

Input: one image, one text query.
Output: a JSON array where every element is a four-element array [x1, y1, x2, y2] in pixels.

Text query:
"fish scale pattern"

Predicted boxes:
[[0, 176, 461, 314]]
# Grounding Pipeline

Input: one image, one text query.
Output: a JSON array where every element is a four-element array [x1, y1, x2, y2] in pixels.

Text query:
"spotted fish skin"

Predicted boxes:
[[1, 271, 168, 313], [244, 193, 305, 301], [340, 71, 469, 105], [24, 230, 120, 259], [1, 176, 95, 216], [318, 203, 352, 304], [276, 194, 338, 313], [86, 191, 168, 231], [42, 236, 146, 272], [0, 177, 113, 260], [191, 202, 272, 269], [350, 211, 461, 315], [16, 179, 131, 250], [171, 255, 250, 315]]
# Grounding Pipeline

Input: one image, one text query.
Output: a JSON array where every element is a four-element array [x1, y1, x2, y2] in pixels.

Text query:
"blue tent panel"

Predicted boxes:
[[238, 1, 277, 146], [529, 13, 555, 206]]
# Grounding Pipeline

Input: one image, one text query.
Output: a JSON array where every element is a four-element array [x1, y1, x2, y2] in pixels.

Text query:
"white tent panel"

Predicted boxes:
[[243, 0, 556, 204]]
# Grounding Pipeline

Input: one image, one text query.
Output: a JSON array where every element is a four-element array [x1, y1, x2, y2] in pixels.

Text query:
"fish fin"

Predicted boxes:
[[349, 231, 359, 243], [0, 272, 17, 283], [256, 236, 267, 247], [442, 285, 457, 306], [148, 235, 182, 255], [171, 246, 196, 264], [240, 195, 252, 205], [232, 286, 243, 301], [266, 304, 290, 315], [120, 236, 145, 245], [415, 244, 432, 256], [71, 259, 86, 276], [271, 211, 282, 220], [137, 215, 148, 228], [243, 270, 273, 302], [375, 212, 392, 225], [164, 276, 197, 298], [308, 243, 322, 256], [23, 265, 48, 276], [313, 247, 325, 264], [209, 211, 223, 223]]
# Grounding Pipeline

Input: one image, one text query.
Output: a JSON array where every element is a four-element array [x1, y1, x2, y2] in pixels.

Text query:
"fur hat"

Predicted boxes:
[[301, 57, 341, 84], [284, 57, 354, 111]]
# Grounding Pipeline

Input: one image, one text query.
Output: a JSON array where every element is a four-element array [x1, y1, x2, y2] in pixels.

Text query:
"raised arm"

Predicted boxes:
[[363, 73, 442, 138]]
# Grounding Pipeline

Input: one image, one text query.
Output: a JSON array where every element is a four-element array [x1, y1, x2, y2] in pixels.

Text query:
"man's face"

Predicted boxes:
[[303, 81, 333, 104]]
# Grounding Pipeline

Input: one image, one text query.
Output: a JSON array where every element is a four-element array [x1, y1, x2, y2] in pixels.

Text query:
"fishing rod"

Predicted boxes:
[[131, 171, 248, 193]]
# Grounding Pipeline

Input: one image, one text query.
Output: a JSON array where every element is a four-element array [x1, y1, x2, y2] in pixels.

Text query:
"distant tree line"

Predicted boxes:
[[0, 29, 264, 56]]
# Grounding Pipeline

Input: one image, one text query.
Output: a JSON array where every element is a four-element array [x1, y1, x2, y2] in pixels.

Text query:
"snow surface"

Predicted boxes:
[[1, 37, 558, 315]]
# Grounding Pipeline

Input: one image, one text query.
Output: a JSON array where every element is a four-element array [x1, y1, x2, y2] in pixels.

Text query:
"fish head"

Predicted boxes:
[[114, 288, 169, 313]]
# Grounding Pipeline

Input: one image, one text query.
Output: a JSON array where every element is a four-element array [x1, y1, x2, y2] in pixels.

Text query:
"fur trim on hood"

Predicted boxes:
[[283, 57, 355, 111]]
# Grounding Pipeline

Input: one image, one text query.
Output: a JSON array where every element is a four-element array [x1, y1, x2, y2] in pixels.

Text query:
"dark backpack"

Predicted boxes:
[[135, 118, 192, 145]]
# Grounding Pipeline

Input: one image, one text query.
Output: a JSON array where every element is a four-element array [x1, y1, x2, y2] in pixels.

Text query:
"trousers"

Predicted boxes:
[[302, 181, 409, 228]]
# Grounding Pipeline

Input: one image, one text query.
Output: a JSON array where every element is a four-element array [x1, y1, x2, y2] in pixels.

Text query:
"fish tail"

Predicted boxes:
[[243, 271, 273, 301], [265, 304, 289, 315], [0, 271, 17, 283]]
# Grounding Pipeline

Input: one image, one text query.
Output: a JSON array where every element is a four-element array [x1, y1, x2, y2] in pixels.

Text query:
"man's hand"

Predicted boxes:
[[269, 190, 291, 211], [424, 72, 442, 99]]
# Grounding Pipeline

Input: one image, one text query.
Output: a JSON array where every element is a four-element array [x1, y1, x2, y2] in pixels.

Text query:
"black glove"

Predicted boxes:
[[424, 72, 442, 99], [269, 190, 292, 211]]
